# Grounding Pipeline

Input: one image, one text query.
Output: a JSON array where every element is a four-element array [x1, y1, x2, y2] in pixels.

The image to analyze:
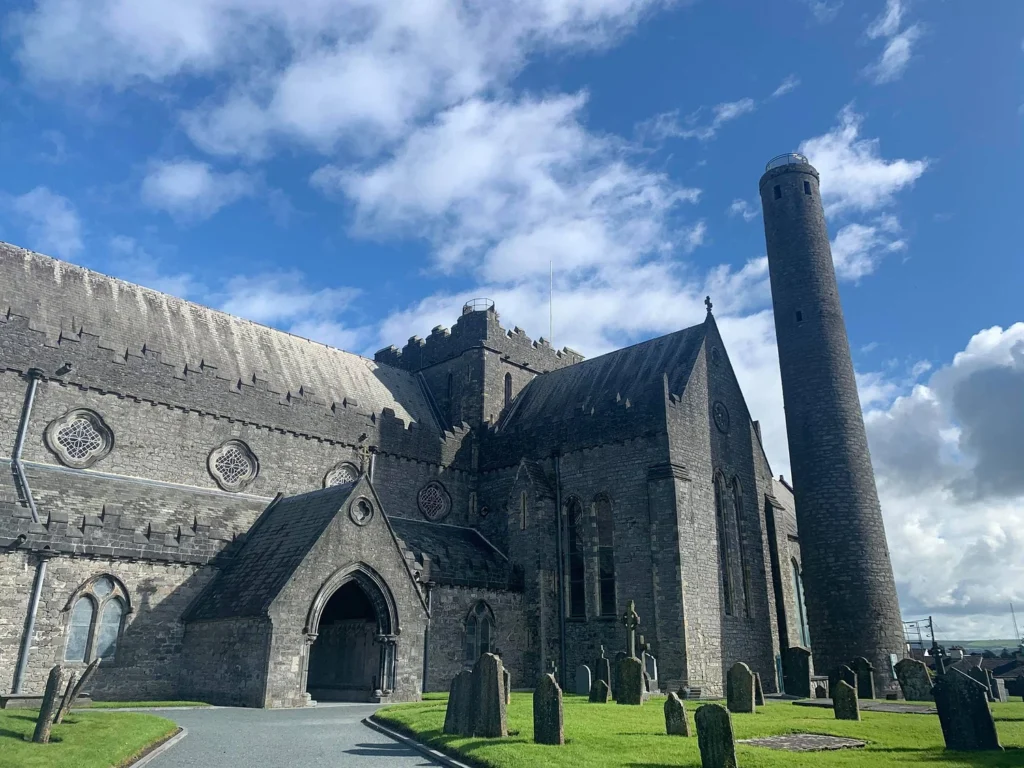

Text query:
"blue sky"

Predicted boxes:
[[1, 0, 1022, 641]]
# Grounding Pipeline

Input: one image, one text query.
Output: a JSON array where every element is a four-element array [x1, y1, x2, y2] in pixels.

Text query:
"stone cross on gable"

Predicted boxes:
[[621, 600, 641, 659], [358, 443, 372, 475], [705, 295, 713, 314]]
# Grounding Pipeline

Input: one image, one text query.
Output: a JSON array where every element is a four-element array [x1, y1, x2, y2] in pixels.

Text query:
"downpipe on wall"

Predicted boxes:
[[553, 454, 567, 687]]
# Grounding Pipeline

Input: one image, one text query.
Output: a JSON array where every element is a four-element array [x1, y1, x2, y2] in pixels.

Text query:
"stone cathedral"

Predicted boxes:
[[0, 156, 903, 708]]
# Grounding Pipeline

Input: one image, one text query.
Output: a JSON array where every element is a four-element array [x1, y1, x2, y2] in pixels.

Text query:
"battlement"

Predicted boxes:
[[374, 301, 584, 373]]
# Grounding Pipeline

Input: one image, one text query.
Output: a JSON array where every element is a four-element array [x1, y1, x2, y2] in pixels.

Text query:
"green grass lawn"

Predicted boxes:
[[376, 693, 1024, 768], [0, 708, 178, 768], [83, 700, 211, 709]]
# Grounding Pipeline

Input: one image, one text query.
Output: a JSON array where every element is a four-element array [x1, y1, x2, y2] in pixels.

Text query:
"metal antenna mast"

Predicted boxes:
[[1012, 603, 1021, 644], [549, 261, 553, 346]]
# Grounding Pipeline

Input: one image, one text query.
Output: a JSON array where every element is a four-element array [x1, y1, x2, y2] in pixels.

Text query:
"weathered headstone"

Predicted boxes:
[[832, 680, 860, 721], [471, 653, 507, 738], [621, 600, 641, 658], [932, 669, 1001, 752], [726, 662, 755, 714], [985, 670, 1000, 703], [992, 678, 1008, 703], [783, 646, 812, 698], [443, 670, 475, 736], [664, 691, 691, 736], [533, 673, 564, 745], [32, 665, 67, 744], [612, 651, 627, 698], [895, 657, 933, 702], [695, 703, 738, 768], [503, 667, 512, 706], [55, 658, 100, 725], [53, 670, 79, 726], [967, 667, 993, 703], [588, 678, 611, 703], [828, 664, 857, 699], [754, 672, 765, 707], [616, 656, 645, 705], [594, 647, 611, 689], [575, 664, 591, 696], [643, 651, 659, 685], [849, 657, 876, 700]]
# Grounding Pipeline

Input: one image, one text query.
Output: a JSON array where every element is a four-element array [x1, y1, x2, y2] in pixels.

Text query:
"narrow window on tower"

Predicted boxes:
[[447, 372, 454, 422], [566, 497, 586, 619], [714, 473, 734, 616], [803, 180, 812, 195], [773, 185, 782, 200], [520, 491, 528, 530], [504, 372, 512, 408], [595, 494, 616, 617], [795, 310, 803, 323]]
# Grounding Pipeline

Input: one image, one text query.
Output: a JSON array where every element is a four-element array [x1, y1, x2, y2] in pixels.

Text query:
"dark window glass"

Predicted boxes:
[[567, 499, 586, 618], [732, 479, 752, 617], [96, 598, 124, 658], [773, 185, 782, 200], [595, 496, 616, 617], [504, 372, 512, 408], [714, 474, 733, 615], [65, 596, 95, 662], [803, 180, 812, 195]]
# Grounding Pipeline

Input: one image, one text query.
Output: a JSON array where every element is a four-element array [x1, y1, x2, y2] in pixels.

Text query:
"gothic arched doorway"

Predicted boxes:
[[303, 567, 398, 703]]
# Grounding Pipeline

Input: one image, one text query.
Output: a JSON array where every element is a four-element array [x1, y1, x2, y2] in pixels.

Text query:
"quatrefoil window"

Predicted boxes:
[[208, 440, 259, 492], [324, 461, 359, 488], [417, 481, 452, 522], [45, 409, 114, 469]]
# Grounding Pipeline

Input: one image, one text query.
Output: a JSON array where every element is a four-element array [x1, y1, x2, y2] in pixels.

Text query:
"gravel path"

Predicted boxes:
[[144, 703, 439, 768]]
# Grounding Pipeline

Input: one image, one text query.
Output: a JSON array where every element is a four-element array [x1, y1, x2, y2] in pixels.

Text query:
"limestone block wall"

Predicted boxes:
[[180, 617, 272, 707], [425, 584, 526, 693]]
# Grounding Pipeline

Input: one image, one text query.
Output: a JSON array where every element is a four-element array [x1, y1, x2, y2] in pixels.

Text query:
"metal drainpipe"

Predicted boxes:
[[11, 369, 45, 695], [553, 454, 567, 687], [421, 580, 434, 693]]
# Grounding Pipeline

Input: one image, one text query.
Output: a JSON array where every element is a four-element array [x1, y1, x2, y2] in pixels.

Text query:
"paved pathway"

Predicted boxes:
[[145, 703, 439, 767]]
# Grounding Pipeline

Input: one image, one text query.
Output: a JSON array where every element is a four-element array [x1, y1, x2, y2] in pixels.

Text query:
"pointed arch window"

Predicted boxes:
[[504, 372, 513, 408], [595, 494, 616, 617], [64, 575, 129, 664], [791, 560, 812, 648], [732, 477, 752, 617], [464, 601, 495, 663], [566, 497, 586, 619], [714, 473, 734, 616]]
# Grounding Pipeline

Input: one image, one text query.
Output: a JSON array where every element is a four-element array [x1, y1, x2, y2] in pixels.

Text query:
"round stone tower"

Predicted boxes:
[[758, 153, 904, 687]]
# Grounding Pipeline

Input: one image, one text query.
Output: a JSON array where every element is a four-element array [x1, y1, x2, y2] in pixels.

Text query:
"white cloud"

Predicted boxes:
[[830, 215, 906, 281], [863, 0, 921, 84], [803, 0, 842, 23], [728, 199, 759, 222], [770, 74, 800, 98], [11, 186, 83, 259], [141, 159, 255, 220], [800, 105, 927, 217], [639, 97, 757, 143]]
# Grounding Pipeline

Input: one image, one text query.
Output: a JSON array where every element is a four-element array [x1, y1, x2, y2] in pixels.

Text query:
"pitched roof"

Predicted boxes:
[[500, 323, 707, 431], [0, 242, 434, 426], [388, 517, 518, 590], [186, 483, 358, 620]]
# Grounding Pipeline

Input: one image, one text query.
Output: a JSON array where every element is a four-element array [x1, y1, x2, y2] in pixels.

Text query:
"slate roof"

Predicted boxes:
[[500, 323, 707, 431], [186, 483, 358, 621], [389, 517, 517, 590], [0, 242, 434, 426]]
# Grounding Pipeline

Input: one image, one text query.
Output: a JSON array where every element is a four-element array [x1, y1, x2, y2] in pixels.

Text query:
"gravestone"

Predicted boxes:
[[832, 680, 860, 721], [828, 665, 857, 699], [967, 667, 993, 703], [588, 678, 611, 703], [55, 658, 100, 725], [612, 651, 627, 698], [754, 673, 765, 707], [849, 657, 876, 700], [783, 646, 812, 698], [643, 668, 652, 693], [575, 664, 591, 696], [503, 667, 512, 706], [992, 678, 1008, 703], [616, 657, 645, 705], [985, 670, 1000, 703], [695, 703, 738, 768], [533, 673, 564, 745], [932, 669, 1001, 752], [664, 691, 690, 736], [443, 670, 475, 736], [895, 658, 933, 702], [471, 653, 507, 738], [594, 647, 611, 689], [32, 665, 67, 744], [726, 662, 755, 714], [621, 600, 641, 658], [53, 671, 79, 726]]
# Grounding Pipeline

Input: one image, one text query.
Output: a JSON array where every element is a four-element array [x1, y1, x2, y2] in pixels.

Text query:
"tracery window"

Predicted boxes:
[[64, 575, 129, 664], [594, 494, 616, 617], [417, 481, 452, 522], [566, 497, 586, 619], [208, 440, 259, 492], [45, 409, 114, 469], [504, 372, 512, 408], [323, 461, 359, 488], [791, 559, 812, 648], [732, 477, 752, 617], [714, 472, 734, 616], [464, 601, 495, 663]]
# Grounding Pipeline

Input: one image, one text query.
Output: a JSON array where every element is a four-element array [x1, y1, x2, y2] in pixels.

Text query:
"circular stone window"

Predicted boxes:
[[324, 461, 359, 488], [208, 440, 259, 492], [45, 409, 114, 469], [349, 497, 374, 526], [713, 401, 731, 434], [417, 481, 452, 522]]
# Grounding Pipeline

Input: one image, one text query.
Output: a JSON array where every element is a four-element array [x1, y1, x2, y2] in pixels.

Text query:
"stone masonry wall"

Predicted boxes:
[[180, 617, 272, 707]]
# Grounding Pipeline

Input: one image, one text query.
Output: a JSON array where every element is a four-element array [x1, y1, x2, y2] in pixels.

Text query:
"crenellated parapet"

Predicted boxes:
[[375, 302, 584, 374]]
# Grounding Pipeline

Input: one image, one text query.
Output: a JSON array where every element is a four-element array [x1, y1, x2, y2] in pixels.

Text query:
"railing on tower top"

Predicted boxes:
[[462, 298, 495, 314], [765, 153, 810, 171]]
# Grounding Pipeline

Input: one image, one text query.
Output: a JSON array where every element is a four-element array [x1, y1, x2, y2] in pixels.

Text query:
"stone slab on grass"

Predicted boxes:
[[739, 733, 868, 752]]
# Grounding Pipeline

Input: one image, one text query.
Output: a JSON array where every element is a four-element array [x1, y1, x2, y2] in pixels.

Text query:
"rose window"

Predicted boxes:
[[45, 409, 114, 469], [208, 440, 259, 492], [324, 462, 359, 488], [417, 481, 452, 522]]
